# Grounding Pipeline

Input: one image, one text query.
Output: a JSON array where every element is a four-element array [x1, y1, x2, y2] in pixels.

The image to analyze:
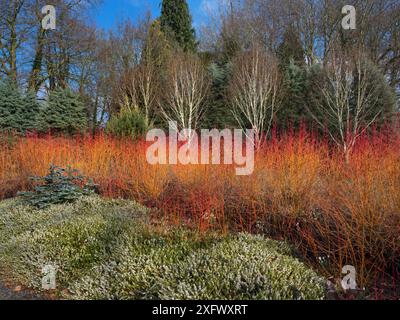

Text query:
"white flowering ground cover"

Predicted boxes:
[[0, 196, 326, 300]]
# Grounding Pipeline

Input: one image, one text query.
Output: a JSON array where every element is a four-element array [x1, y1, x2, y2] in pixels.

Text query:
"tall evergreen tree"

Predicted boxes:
[[203, 62, 235, 129], [352, 59, 396, 125], [277, 61, 309, 130], [306, 58, 397, 136], [276, 26, 308, 129], [277, 25, 305, 70], [40, 88, 87, 135], [0, 81, 41, 133], [142, 20, 171, 70], [160, 0, 197, 52]]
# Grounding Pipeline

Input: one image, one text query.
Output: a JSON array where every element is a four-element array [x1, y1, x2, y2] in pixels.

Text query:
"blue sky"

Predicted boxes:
[[91, 0, 212, 31]]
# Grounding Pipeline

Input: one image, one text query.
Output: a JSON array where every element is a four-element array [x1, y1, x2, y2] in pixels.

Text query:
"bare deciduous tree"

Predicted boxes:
[[0, 0, 29, 82], [161, 52, 210, 135], [228, 45, 281, 148], [308, 49, 384, 162], [119, 63, 158, 125]]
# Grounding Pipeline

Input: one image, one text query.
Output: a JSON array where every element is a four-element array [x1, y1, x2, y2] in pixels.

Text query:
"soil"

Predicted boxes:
[[0, 282, 44, 300]]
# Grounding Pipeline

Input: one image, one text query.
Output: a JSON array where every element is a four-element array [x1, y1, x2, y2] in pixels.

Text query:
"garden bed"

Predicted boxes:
[[0, 196, 326, 300]]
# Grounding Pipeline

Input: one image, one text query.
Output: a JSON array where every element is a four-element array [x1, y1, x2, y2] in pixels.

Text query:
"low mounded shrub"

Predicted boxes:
[[0, 196, 326, 300], [18, 165, 97, 209], [106, 107, 150, 140]]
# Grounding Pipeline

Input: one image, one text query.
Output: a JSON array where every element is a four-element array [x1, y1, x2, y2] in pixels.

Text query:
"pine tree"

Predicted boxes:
[[40, 88, 87, 135], [0, 81, 41, 133], [106, 107, 149, 140], [160, 0, 197, 52]]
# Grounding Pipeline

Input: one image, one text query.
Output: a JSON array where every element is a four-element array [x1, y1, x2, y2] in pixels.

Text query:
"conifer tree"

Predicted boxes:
[[160, 0, 197, 52], [142, 20, 171, 70], [277, 26, 305, 70], [277, 61, 310, 129], [276, 26, 308, 129], [203, 62, 235, 129], [40, 88, 87, 135], [0, 81, 41, 133], [352, 59, 396, 125], [106, 106, 149, 140], [306, 55, 397, 142]]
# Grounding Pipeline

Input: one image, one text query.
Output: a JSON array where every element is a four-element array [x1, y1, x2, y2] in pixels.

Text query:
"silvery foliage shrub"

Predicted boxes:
[[0, 196, 326, 300], [18, 165, 97, 209], [70, 234, 325, 300], [0, 196, 148, 288], [154, 235, 325, 300]]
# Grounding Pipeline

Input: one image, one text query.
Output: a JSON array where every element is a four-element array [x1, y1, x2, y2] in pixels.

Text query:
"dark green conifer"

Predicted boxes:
[[40, 88, 87, 135], [0, 81, 41, 133], [160, 0, 197, 52]]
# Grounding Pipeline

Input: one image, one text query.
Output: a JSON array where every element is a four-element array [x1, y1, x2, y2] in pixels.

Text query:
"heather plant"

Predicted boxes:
[[0, 196, 326, 300], [0, 196, 149, 288]]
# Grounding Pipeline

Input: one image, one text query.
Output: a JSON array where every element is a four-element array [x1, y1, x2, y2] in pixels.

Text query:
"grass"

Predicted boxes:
[[0, 196, 326, 300], [0, 129, 399, 292]]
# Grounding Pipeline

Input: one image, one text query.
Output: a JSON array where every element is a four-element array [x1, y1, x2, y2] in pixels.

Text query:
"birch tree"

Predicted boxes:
[[227, 45, 281, 148], [308, 49, 386, 162], [161, 52, 210, 135]]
